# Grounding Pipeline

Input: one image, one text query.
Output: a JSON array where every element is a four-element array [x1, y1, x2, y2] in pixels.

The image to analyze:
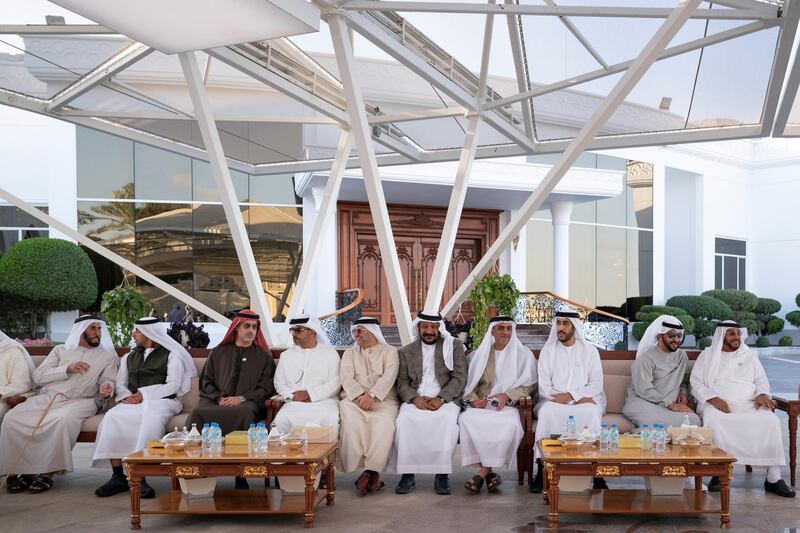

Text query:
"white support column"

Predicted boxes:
[[287, 129, 352, 326], [550, 201, 573, 298], [328, 14, 414, 344], [442, 0, 703, 316], [424, 6, 493, 312], [652, 163, 666, 304], [0, 186, 231, 326], [179, 51, 276, 345]]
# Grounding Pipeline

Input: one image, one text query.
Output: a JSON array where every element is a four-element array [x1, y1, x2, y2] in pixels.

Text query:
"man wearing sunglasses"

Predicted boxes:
[[623, 315, 700, 430]]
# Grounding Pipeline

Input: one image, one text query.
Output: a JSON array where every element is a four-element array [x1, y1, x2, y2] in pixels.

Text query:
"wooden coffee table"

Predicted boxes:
[[538, 441, 736, 529], [772, 391, 799, 487], [123, 442, 337, 529]]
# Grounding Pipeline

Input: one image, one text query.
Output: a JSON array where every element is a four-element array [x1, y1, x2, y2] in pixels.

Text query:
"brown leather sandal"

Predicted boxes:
[[6, 475, 33, 494], [485, 472, 502, 493], [27, 475, 54, 494], [464, 475, 484, 494]]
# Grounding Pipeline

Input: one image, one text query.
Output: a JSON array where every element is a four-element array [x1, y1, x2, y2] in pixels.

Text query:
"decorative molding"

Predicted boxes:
[[174, 466, 201, 478], [595, 465, 621, 477], [545, 462, 555, 483], [242, 465, 270, 477], [661, 465, 687, 477]]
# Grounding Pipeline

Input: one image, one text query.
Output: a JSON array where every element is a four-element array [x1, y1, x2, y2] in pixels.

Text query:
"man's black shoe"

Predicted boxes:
[[234, 476, 250, 490], [434, 474, 450, 495], [529, 461, 543, 493], [139, 478, 156, 499], [592, 477, 609, 490], [707, 476, 720, 492], [95, 474, 129, 497], [395, 473, 416, 494], [765, 479, 796, 498]]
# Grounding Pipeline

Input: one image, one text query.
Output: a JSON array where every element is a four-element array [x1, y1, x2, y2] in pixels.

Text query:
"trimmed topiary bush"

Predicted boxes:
[[763, 316, 785, 336], [787, 310, 800, 328], [755, 336, 770, 347], [755, 298, 781, 316], [779, 336, 793, 347], [698, 336, 713, 349], [632, 305, 695, 341], [702, 289, 759, 313], [665, 295, 733, 340]]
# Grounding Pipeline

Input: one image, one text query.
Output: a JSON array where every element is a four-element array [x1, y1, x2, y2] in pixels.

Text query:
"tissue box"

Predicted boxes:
[[291, 426, 335, 443], [278, 475, 321, 495], [224, 431, 249, 445], [178, 477, 217, 499], [645, 476, 685, 495], [557, 476, 592, 493]]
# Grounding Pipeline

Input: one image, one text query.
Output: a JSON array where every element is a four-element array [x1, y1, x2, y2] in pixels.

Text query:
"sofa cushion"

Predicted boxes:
[[602, 413, 633, 434], [80, 414, 104, 433], [167, 412, 190, 431], [603, 374, 631, 415]]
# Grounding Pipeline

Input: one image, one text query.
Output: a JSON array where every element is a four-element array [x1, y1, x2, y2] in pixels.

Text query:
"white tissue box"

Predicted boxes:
[[178, 477, 216, 499], [645, 476, 685, 495], [291, 425, 335, 443]]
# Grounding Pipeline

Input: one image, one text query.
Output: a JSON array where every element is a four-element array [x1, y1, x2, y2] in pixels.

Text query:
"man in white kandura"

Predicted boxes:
[[530, 310, 607, 493], [459, 316, 537, 494], [93, 317, 197, 499], [691, 320, 795, 497], [338, 317, 399, 496], [392, 311, 467, 496], [0, 328, 36, 424], [273, 315, 341, 438], [0, 315, 118, 494]]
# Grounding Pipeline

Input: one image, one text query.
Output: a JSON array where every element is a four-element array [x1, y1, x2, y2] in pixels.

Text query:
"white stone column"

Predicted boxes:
[[550, 201, 573, 298]]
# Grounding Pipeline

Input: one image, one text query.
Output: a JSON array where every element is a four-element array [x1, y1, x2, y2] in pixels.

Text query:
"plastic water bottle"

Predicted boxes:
[[599, 424, 610, 452], [256, 422, 268, 453], [565, 415, 577, 438], [610, 423, 619, 452], [682, 413, 693, 427], [640, 424, 652, 450], [201, 423, 211, 453], [247, 423, 258, 454], [210, 422, 223, 453], [654, 424, 666, 453]]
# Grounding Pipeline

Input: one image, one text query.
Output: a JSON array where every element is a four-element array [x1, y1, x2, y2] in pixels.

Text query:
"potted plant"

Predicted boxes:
[[100, 282, 152, 347], [468, 272, 520, 342]]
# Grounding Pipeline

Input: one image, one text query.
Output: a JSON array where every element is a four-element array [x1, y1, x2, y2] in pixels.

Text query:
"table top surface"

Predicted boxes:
[[124, 442, 338, 464], [538, 443, 735, 463], [772, 391, 800, 403]]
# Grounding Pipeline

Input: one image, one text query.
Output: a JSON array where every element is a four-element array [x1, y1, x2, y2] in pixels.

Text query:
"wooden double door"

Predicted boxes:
[[338, 202, 499, 325]]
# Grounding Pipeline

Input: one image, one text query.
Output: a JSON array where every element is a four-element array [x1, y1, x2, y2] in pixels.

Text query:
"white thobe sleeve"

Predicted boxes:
[[568, 349, 604, 401], [138, 352, 183, 400], [537, 350, 556, 401], [752, 357, 771, 398], [32, 346, 70, 386], [115, 353, 133, 401], [340, 348, 364, 401], [0, 350, 33, 397], [690, 352, 716, 405], [370, 347, 399, 401], [307, 350, 341, 402], [274, 353, 295, 399]]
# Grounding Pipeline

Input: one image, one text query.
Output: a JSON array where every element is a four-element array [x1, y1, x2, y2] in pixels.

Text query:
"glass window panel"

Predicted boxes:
[[738, 258, 746, 290], [596, 187, 627, 226], [134, 144, 191, 202], [0, 206, 49, 228], [627, 229, 653, 301], [191, 160, 248, 203], [135, 202, 193, 317], [715, 255, 723, 289], [723, 256, 737, 289], [247, 206, 303, 320], [595, 154, 628, 172], [532, 208, 552, 221], [1, 230, 19, 252], [249, 174, 300, 205], [596, 227, 626, 310], [715, 237, 746, 256], [525, 220, 553, 292], [77, 200, 135, 261], [571, 201, 596, 224], [77, 127, 134, 199], [569, 224, 596, 308], [21, 229, 48, 240]]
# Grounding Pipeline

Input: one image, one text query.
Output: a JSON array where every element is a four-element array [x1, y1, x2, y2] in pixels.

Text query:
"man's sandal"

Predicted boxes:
[[27, 475, 54, 494], [464, 475, 484, 494], [485, 472, 502, 493], [6, 475, 33, 493]]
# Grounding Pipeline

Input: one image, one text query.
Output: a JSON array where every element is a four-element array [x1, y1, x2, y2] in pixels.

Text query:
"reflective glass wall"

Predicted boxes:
[[526, 154, 653, 319], [76, 127, 302, 320]]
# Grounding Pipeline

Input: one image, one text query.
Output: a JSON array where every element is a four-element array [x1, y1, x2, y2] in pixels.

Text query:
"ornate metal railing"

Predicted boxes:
[[319, 288, 364, 347], [514, 291, 629, 350]]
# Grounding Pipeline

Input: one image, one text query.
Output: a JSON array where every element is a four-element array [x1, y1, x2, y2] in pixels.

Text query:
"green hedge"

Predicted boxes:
[[787, 310, 800, 328], [698, 336, 713, 349], [763, 316, 785, 336], [779, 336, 793, 347], [666, 295, 734, 321], [755, 336, 770, 348], [701, 289, 758, 313], [632, 305, 694, 341], [755, 297, 781, 315]]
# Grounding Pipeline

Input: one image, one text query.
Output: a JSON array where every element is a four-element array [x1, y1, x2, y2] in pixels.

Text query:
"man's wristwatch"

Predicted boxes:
[[239, 395, 246, 403], [437, 396, 447, 403]]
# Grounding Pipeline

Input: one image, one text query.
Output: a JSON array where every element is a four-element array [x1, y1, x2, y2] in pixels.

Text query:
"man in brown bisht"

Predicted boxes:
[[188, 309, 275, 489]]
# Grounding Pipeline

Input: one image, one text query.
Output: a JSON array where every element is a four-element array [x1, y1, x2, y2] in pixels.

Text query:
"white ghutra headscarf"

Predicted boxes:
[[64, 314, 116, 353], [696, 320, 750, 388], [349, 317, 387, 346], [133, 317, 198, 398], [463, 316, 537, 398], [542, 310, 587, 352], [0, 328, 36, 377], [409, 310, 456, 371], [636, 315, 684, 359], [289, 314, 332, 346]]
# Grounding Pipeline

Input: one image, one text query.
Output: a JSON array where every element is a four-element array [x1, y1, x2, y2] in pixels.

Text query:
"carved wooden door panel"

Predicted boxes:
[[356, 234, 416, 325], [419, 237, 478, 319]]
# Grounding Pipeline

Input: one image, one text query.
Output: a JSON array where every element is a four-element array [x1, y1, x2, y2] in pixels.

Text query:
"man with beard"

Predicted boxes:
[[530, 310, 607, 493], [691, 321, 794, 497], [623, 315, 700, 429], [1, 315, 117, 494], [391, 311, 467, 496]]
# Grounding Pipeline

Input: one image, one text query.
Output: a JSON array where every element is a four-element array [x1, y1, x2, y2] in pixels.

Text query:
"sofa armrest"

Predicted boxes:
[[266, 397, 284, 424], [518, 397, 534, 446]]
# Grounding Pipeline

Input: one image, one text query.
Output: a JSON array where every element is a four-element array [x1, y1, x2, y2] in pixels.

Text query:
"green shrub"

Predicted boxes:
[[763, 316, 785, 336], [666, 295, 734, 321], [796, 292, 800, 308], [702, 289, 758, 312], [692, 318, 718, 339], [101, 284, 152, 347], [755, 298, 781, 315], [787, 310, 800, 328], [632, 305, 695, 341], [698, 336, 713, 349], [755, 336, 770, 348], [468, 273, 520, 343], [779, 336, 793, 347], [732, 310, 758, 334]]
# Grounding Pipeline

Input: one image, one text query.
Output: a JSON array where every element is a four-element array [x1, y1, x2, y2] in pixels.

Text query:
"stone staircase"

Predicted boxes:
[[381, 323, 551, 349]]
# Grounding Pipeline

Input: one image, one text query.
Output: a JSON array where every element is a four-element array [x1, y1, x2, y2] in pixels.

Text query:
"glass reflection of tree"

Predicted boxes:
[[78, 182, 135, 259]]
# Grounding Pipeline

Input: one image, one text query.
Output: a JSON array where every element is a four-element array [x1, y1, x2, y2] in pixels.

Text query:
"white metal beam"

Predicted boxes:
[[179, 51, 277, 345], [286, 129, 352, 334], [368, 107, 469, 124], [760, 0, 800, 136], [543, 0, 609, 69], [47, 42, 154, 112], [484, 19, 777, 111], [328, 13, 414, 344], [504, 0, 534, 139], [773, 25, 800, 134], [424, 4, 494, 313], [0, 24, 115, 34], [338, 2, 773, 20], [0, 186, 231, 326], [442, 0, 704, 317]]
